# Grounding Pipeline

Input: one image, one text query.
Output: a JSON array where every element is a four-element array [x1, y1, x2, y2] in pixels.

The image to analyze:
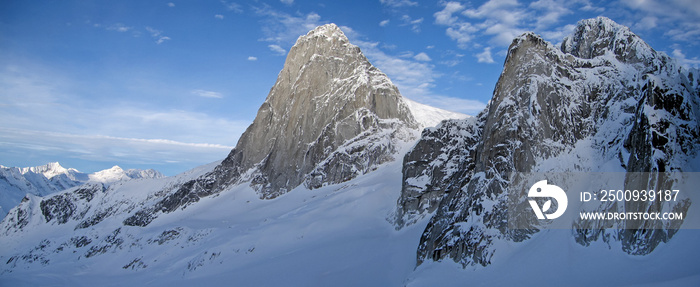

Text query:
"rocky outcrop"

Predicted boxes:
[[399, 17, 700, 267], [394, 117, 481, 228], [1, 183, 105, 235]]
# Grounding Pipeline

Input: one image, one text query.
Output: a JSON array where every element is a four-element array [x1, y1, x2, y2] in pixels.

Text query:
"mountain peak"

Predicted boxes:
[[561, 16, 655, 64], [20, 162, 77, 179], [301, 23, 347, 41], [291, 23, 351, 53], [108, 165, 123, 171], [225, 22, 417, 198]]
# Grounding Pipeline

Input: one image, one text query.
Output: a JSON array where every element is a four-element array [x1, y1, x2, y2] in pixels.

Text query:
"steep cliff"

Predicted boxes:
[[398, 17, 700, 267]]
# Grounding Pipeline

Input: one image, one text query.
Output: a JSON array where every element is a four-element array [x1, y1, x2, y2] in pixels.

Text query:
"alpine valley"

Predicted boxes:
[[1, 17, 699, 286]]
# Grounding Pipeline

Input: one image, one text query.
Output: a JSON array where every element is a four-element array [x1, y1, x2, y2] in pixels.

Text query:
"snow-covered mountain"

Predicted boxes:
[[1, 18, 699, 286], [0, 162, 163, 216], [0, 23, 461, 284], [397, 16, 700, 267]]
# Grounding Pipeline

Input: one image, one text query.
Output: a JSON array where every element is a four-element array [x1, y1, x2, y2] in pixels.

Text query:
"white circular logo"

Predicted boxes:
[[527, 180, 568, 220]]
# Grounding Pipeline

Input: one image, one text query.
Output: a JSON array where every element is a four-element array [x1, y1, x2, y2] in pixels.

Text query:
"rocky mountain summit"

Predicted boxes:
[[396, 17, 700, 267], [226, 23, 418, 197]]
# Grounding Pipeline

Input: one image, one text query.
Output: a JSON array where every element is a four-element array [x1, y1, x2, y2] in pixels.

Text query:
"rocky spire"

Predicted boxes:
[[223, 23, 417, 198]]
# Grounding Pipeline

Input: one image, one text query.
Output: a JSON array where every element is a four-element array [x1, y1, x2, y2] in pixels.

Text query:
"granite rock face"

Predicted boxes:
[[233, 23, 417, 197], [398, 17, 700, 267]]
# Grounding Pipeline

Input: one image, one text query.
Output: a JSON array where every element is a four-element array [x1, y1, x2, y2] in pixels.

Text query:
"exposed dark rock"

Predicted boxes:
[[404, 17, 700, 267]]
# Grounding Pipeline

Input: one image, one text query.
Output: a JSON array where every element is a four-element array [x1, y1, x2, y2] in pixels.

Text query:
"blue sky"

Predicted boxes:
[[1, 0, 698, 176]]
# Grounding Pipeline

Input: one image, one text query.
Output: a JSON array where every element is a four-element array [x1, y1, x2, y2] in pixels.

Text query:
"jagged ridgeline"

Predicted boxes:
[[397, 17, 700, 267], [122, 24, 419, 226]]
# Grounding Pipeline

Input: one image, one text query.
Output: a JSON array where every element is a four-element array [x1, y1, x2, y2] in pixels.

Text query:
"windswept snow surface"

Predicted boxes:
[[0, 158, 428, 286], [2, 156, 699, 286], [403, 98, 469, 128], [408, 228, 700, 286]]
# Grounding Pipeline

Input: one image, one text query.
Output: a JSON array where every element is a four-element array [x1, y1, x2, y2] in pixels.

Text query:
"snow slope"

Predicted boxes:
[[2, 157, 698, 286], [0, 150, 427, 286], [403, 97, 469, 128]]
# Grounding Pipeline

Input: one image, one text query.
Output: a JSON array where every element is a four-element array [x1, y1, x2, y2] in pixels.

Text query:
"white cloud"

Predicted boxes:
[[0, 64, 248, 173], [221, 1, 243, 13], [414, 52, 432, 62], [671, 48, 700, 68], [268, 44, 287, 55], [192, 89, 224, 99], [380, 19, 390, 27], [622, 0, 700, 43], [446, 22, 478, 48], [215, 14, 225, 20], [434, 0, 603, 48], [352, 40, 437, 102], [539, 24, 576, 44], [255, 6, 324, 45], [529, 0, 573, 30], [476, 47, 494, 63], [156, 36, 170, 44], [107, 23, 132, 32], [483, 23, 526, 46], [0, 127, 234, 174], [400, 15, 423, 32], [580, 0, 604, 12], [339, 25, 358, 39], [462, 0, 523, 25], [146, 26, 161, 36], [146, 27, 170, 44], [434, 1, 465, 25], [635, 16, 658, 30], [167, 2, 175, 7], [280, 0, 294, 5], [248, 56, 258, 61], [380, 0, 418, 8]]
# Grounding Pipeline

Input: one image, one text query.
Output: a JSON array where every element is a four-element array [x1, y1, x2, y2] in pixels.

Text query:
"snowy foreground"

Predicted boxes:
[[2, 157, 699, 286]]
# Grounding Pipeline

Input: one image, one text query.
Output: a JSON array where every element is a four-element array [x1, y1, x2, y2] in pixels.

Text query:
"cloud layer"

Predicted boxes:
[[0, 63, 246, 175]]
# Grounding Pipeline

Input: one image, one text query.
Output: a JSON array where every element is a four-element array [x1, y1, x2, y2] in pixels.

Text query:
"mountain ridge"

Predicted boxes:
[[0, 162, 164, 216], [398, 16, 700, 267]]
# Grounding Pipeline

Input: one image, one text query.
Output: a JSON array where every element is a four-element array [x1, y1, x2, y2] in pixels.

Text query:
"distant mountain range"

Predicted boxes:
[[0, 162, 163, 215]]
